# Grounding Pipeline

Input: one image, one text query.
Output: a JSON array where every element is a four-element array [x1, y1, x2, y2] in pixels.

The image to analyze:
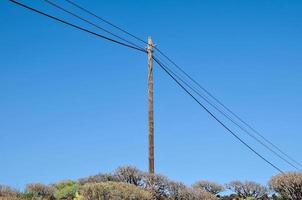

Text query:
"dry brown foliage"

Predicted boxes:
[[0, 185, 18, 198], [114, 166, 144, 186], [79, 181, 151, 200], [226, 180, 268, 199], [26, 183, 54, 198], [269, 172, 302, 200], [192, 180, 224, 195]]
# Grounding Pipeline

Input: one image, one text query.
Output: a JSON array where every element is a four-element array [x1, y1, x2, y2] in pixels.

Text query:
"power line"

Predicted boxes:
[[220, 104, 302, 169], [8, 0, 147, 53], [64, 0, 301, 169], [43, 0, 145, 51], [154, 56, 300, 170], [154, 49, 302, 170], [10, 0, 297, 172], [61, 0, 302, 170], [152, 56, 284, 173], [64, 0, 147, 46]]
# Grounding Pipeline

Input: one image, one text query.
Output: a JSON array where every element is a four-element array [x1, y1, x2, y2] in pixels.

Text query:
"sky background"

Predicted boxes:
[[1, 0, 302, 189]]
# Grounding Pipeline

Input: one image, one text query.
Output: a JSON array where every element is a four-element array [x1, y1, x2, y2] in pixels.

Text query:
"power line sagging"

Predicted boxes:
[[9, 0, 302, 173]]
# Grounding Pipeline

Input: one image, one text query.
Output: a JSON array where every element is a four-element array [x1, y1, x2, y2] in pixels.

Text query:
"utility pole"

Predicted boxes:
[[147, 36, 154, 174]]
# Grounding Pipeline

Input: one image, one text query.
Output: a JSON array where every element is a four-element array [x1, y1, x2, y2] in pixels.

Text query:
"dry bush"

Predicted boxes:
[[79, 173, 118, 185], [0, 197, 20, 200], [79, 181, 151, 200], [142, 173, 170, 200], [26, 183, 54, 199], [269, 172, 302, 200], [226, 180, 268, 199], [0, 185, 18, 198], [167, 181, 192, 200], [192, 180, 224, 195], [114, 166, 144, 186], [166, 181, 219, 200], [187, 187, 219, 200]]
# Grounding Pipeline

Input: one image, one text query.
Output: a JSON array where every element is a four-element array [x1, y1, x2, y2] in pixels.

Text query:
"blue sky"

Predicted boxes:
[[1, 0, 302, 189]]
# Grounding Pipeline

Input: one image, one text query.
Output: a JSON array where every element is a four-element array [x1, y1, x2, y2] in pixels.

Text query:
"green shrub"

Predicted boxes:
[[79, 181, 151, 200], [53, 180, 78, 200]]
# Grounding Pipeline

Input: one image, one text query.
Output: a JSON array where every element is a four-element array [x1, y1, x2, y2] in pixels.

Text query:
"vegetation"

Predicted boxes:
[[24, 183, 55, 200], [225, 180, 268, 199], [192, 180, 224, 195], [53, 180, 78, 200], [1, 167, 302, 200], [79, 181, 150, 200], [0, 185, 19, 200], [269, 172, 302, 200]]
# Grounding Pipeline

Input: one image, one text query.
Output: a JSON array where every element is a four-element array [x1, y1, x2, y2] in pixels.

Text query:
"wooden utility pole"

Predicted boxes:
[[147, 36, 154, 174]]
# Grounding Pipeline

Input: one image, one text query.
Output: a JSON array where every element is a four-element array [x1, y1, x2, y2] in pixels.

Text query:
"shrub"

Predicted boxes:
[[167, 181, 193, 200], [79, 173, 118, 185], [25, 183, 54, 199], [226, 180, 268, 199], [246, 197, 257, 200], [142, 173, 170, 200], [0, 185, 18, 197], [79, 181, 151, 200], [193, 188, 219, 200], [192, 180, 224, 195], [269, 172, 302, 200], [53, 180, 78, 200], [0, 197, 20, 200], [114, 166, 144, 186]]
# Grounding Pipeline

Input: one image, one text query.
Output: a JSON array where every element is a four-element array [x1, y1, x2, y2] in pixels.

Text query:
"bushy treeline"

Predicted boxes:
[[1, 166, 302, 200]]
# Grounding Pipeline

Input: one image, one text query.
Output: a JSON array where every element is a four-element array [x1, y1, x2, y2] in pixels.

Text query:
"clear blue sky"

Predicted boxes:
[[1, 0, 302, 189]]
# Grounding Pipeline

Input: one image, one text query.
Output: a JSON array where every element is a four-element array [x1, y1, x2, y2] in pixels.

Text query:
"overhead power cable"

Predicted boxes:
[[9, 0, 147, 53], [64, 0, 147, 46], [60, 0, 302, 170], [154, 49, 302, 170], [43, 0, 145, 51], [152, 56, 284, 173], [154, 56, 299, 170], [44, 0, 299, 170], [31, 0, 302, 170], [10, 0, 298, 172]]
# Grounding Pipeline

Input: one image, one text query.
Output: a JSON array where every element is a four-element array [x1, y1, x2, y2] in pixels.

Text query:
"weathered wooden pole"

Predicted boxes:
[[147, 36, 154, 174]]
